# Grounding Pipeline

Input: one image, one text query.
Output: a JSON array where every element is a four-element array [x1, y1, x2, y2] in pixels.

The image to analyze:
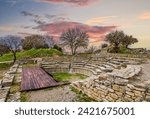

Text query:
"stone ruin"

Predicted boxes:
[[0, 55, 150, 102], [41, 55, 150, 102], [0, 64, 22, 102]]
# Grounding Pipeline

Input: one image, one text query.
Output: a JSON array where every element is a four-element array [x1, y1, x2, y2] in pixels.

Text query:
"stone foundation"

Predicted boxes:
[[72, 76, 150, 102]]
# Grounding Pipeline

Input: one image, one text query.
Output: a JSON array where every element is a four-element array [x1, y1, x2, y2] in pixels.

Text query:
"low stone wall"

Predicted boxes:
[[72, 76, 150, 102], [0, 64, 19, 102]]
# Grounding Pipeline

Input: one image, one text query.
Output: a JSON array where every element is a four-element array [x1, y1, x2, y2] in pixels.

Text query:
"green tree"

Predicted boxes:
[[53, 44, 62, 52], [122, 35, 138, 48], [105, 30, 125, 53], [60, 28, 89, 55]]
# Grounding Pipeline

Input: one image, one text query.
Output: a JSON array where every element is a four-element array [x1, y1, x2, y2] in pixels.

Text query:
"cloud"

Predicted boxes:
[[21, 11, 41, 19], [86, 16, 117, 25], [36, 21, 117, 42], [0, 26, 17, 31], [139, 12, 150, 20], [35, 0, 99, 7]]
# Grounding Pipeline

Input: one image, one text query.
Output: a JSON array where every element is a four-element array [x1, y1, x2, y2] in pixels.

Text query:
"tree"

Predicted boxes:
[[22, 35, 48, 50], [53, 44, 62, 52], [43, 35, 54, 48], [1, 35, 22, 64], [60, 28, 89, 55], [0, 44, 9, 56], [105, 30, 125, 53], [121, 35, 138, 48], [101, 43, 108, 49]]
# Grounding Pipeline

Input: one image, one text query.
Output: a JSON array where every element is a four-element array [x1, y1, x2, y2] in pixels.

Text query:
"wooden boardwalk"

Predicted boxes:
[[21, 67, 67, 91]]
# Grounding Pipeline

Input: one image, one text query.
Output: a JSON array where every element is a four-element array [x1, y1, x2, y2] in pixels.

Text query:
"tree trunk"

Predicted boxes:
[[12, 51, 16, 64]]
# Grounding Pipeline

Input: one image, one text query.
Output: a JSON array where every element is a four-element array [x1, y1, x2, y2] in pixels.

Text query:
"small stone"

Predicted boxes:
[[127, 84, 135, 89]]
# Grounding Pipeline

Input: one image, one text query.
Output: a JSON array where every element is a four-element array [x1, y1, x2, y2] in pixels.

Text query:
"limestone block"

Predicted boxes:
[[115, 91, 123, 96], [0, 87, 10, 102], [127, 84, 135, 89], [134, 87, 146, 92], [107, 88, 114, 93], [112, 84, 120, 91], [109, 93, 118, 100], [114, 78, 128, 86], [145, 95, 150, 101], [125, 91, 135, 97]]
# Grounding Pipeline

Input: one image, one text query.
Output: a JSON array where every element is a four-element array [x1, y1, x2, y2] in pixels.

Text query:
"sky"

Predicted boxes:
[[0, 0, 150, 49]]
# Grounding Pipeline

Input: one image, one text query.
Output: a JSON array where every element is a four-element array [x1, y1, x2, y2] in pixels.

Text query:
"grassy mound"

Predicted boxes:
[[0, 48, 63, 62]]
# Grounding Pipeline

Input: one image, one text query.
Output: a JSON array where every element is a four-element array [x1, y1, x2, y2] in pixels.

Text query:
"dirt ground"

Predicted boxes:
[[28, 85, 78, 102]]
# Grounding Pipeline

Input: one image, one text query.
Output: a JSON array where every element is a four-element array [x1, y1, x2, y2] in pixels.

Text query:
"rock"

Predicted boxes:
[[109, 93, 118, 100], [145, 95, 150, 101], [0, 87, 10, 102], [107, 88, 114, 93], [112, 84, 120, 91], [126, 91, 135, 97], [114, 78, 128, 86], [127, 84, 135, 89]]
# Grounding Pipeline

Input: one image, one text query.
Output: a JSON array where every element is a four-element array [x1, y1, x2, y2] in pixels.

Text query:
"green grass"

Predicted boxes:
[[10, 83, 20, 94], [0, 48, 63, 62], [0, 63, 12, 69], [20, 92, 29, 102], [70, 86, 96, 102], [52, 73, 87, 82]]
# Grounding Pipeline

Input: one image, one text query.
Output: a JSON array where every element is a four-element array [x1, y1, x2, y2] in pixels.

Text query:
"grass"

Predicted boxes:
[[0, 48, 63, 62], [70, 86, 96, 102], [20, 92, 29, 102], [52, 72, 87, 82], [10, 83, 20, 94], [0, 63, 12, 69]]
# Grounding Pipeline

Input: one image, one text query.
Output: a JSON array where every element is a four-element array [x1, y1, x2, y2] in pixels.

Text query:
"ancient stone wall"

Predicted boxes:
[[72, 76, 150, 102]]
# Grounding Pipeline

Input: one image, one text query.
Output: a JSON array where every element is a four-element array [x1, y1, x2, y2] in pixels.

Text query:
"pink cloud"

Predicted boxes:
[[36, 21, 117, 42], [139, 12, 150, 20], [36, 0, 99, 6]]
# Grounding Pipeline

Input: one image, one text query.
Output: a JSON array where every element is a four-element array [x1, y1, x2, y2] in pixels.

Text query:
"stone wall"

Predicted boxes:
[[0, 64, 19, 102], [72, 76, 150, 102]]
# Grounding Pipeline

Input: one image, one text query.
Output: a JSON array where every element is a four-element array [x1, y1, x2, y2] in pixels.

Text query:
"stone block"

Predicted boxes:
[[112, 84, 120, 91], [127, 84, 135, 89], [114, 78, 128, 86], [109, 93, 118, 100], [107, 88, 114, 93], [126, 91, 135, 97], [145, 95, 150, 101]]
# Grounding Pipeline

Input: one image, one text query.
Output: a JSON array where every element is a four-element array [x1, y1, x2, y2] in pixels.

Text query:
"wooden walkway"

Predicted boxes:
[[21, 67, 67, 91]]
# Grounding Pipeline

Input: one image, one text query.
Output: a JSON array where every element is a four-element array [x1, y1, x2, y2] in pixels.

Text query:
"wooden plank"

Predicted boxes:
[[21, 67, 68, 91]]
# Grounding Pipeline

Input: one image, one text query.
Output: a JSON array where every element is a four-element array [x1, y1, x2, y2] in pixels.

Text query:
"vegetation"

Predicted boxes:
[[70, 86, 96, 102], [0, 44, 9, 56], [60, 28, 89, 55], [105, 30, 138, 53], [0, 63, 12, 69], [52, 73, 87, 82], [53, 44, 62, 52], [101, 43, 108, 49], [0, 48, 63, 62], [0, 35, 22, 64], [23, 35, 49, 50], [20, 92, 29, 102]]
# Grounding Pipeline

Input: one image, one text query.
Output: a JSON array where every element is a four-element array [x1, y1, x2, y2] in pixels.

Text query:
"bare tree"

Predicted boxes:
[[23, 35, 47, 50], [2, 35, 22, 64], [60, 28, 89, 55]]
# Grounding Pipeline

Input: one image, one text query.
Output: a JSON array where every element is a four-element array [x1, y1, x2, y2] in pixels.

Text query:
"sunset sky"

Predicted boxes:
[[0, 0, 150, 49]]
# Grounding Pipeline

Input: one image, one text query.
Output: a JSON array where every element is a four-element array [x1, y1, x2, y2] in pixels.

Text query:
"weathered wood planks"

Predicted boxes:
[[21, 67, 67, 91]]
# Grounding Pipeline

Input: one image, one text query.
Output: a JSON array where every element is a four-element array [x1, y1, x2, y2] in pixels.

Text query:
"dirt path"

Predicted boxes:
[[28, 85, 78, 102]]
